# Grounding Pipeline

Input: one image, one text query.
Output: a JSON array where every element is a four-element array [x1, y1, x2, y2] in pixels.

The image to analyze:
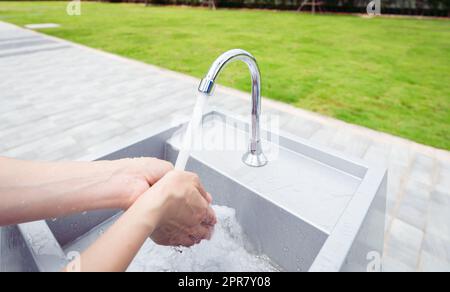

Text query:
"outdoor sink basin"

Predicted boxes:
[[0, 110, 386, 272]]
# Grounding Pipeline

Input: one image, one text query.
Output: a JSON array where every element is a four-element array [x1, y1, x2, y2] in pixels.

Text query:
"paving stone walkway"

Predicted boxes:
[[0, 21, 449, 272]]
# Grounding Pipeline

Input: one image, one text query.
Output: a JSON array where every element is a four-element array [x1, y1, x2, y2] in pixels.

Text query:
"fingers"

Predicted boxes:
[[159, 159, 175, 172], [164, 225, 212, 247], [140, 157, 174, 185], [147, 168, 217, 249], [152, 160, 174, 184], [202, 206, 217, 226], [196, 183, 211, 204], [191, 191, 215, 227], [158, 170, 211, 204], [174, 205, 216, 247], [206, 192, 213, 204], [190, 224, 214, 243], [188, 172, 212, 204], [179, 236, 197, 247]]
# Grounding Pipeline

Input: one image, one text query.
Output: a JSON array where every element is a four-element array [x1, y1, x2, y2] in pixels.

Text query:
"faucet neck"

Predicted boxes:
[[198, 49, 267, 167]]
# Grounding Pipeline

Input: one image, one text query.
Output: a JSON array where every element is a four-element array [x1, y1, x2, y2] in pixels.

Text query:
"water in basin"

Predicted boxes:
[[129, 205, 278, 272], [64, 205, 279, 272]]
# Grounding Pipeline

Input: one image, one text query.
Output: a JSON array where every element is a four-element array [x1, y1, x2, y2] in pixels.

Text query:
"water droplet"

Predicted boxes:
[[51, 218, 58, 222], [173, 246, 184, 254], [82, 211, 88, 216]]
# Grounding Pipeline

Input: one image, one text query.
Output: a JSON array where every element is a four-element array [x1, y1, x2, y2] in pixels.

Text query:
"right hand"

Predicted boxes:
[[138, 170, 216, 247]]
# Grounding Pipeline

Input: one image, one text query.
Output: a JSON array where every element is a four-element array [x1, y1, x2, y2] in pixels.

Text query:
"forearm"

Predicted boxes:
[[0, 175, 125, 225], [0, 157, 119, 187], [65, 193, 159, 272]]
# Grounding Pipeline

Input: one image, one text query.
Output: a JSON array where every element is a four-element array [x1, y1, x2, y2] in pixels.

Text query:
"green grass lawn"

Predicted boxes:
[[1, 2, 449, 150]]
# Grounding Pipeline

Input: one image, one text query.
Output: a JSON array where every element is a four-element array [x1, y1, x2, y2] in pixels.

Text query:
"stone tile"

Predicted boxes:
[[327, 131, 372, 159], [397, 182, 430, 231], [435, 161, 450, 191], [363, 144, 390, 168], [308, 126, 336, 147], [386, 163, 408, 204], [66, 118, 131, 148], [403, 180, 432, 201], [282, 116, 322, 139], [0, 98, 30, 116], [430, 188, 450, 207], [389, 143, 413, 167], [0, 118, 58, 151], [386, 197, 398, 218], [48, 108, 106, 130], [382, 255, 416, 272], [0, 133, 78, 161], [0, 39, 55, 51], [419, 251, 450, 272], [422, 232, 450, 263], [82, 129, 144, 160], [426, 202, 450, 241], [386, 182, 400, 206], [409, 153, 436, 187], [209, 94, 245, 113], [0, 44, 70, 59], [384, 215, 393, 233], [0, 106, 47, 128], [384, 219, 423, 269]]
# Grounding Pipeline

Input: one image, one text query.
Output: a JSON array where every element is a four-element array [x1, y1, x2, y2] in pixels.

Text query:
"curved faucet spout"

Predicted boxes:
[[198, 49, 267, 167]]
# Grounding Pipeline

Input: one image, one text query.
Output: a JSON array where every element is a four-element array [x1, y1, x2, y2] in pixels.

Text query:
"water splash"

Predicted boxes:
[[128, 205, 278, 272]]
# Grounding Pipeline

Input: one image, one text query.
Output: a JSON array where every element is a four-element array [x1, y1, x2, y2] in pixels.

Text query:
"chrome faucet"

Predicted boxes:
[[198, 49, 268, 167]]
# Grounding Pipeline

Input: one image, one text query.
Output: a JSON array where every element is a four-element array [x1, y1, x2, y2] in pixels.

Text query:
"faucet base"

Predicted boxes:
[[242, 151, 268, 167]]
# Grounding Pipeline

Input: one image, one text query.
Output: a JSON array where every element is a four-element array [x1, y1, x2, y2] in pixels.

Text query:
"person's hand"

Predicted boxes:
[[117, 157, 174, 186], [107, 158, 174, 209], [134, 170, 216, 247]]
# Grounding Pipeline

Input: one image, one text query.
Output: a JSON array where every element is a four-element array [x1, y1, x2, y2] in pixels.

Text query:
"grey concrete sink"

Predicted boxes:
[[0, 111, 386, 272]]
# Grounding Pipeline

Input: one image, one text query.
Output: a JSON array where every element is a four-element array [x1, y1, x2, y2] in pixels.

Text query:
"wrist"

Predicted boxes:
[[127, 188, 163, 235], [81, 160, 149, 210]]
